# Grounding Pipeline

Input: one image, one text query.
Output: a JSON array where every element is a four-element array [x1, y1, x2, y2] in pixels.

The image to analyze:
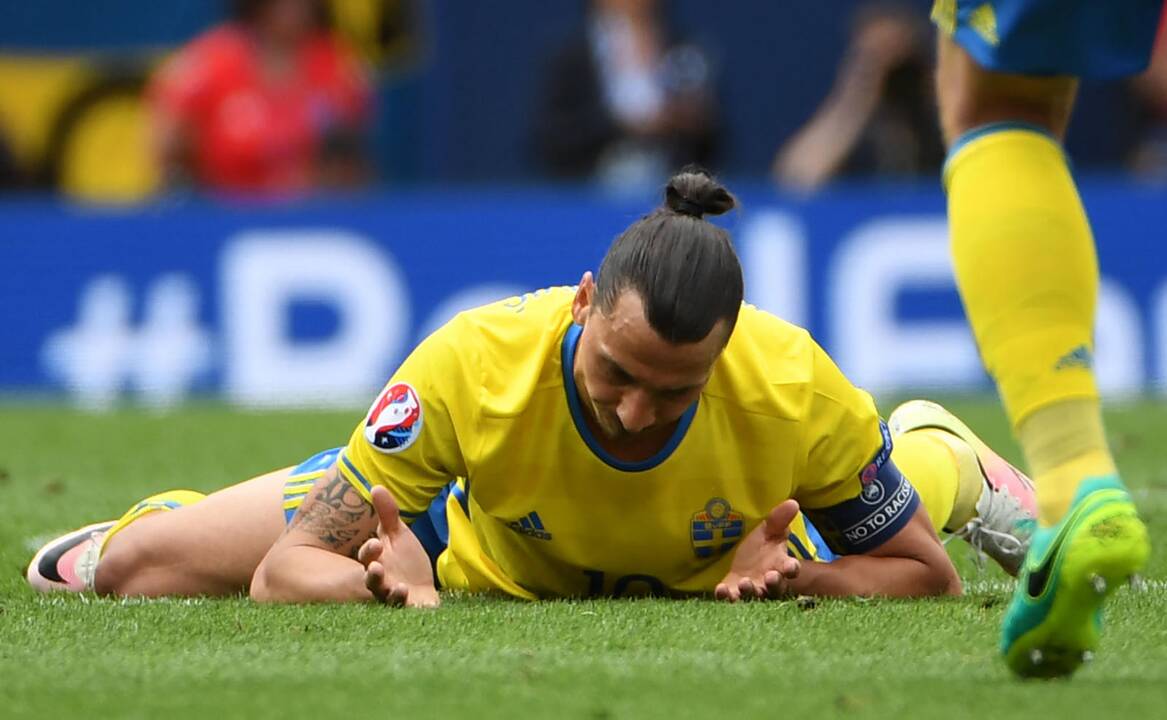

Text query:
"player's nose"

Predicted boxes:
[[617, 389, 656, 433]]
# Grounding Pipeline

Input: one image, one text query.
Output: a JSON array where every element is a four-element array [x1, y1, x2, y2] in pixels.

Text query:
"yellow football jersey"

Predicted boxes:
[[339, 286, 918, 598]]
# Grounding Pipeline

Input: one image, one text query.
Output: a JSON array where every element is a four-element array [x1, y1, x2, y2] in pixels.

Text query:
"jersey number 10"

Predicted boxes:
[[583, 570, 665, 597]]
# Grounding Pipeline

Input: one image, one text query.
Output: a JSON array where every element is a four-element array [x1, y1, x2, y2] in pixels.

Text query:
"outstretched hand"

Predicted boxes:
[[356, 486, 440, 608], [715, 500, 802, 602]]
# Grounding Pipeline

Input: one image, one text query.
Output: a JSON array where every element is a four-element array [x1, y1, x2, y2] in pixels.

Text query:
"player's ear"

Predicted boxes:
[[572, 272, 595, 326]]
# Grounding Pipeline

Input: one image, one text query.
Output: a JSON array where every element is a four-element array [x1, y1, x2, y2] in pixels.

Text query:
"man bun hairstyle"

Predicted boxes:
[[595, 166, 744, 344], [664, 169, 736, 220]]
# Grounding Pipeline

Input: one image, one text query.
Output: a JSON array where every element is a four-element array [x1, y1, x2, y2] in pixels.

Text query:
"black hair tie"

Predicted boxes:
[[674, 199, 705, 218]]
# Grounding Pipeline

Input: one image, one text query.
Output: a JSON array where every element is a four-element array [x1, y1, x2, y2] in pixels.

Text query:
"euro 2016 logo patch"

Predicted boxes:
[[364, 382, 423, 453], [691, 498, 744, 559]]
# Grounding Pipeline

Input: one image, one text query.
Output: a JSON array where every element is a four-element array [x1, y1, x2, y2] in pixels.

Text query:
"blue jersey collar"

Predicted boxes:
[[560, 323, 697, 472]]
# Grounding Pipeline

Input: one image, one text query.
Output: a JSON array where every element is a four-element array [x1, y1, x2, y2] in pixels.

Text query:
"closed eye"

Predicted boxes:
[[606, 360, 634, 385]]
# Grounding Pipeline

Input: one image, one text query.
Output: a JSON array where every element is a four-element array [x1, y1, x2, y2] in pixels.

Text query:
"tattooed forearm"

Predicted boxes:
[[287, 469, 377, 552]]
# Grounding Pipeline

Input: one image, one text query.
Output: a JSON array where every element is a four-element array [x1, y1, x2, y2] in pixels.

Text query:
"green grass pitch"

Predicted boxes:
[[1, 399, 1164, 718]]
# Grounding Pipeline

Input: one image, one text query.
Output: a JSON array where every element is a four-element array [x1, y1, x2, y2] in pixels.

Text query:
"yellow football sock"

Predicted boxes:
[[945, 125, 1113, 526], [99, 489, 207, 556], [1017, 398, 1116, 525], [892, 429, 983, 533]]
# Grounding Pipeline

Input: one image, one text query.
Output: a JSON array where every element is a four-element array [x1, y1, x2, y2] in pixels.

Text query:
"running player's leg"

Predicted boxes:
[[92, 469, 288, 597], [935, 4, 1160, 522], [937, 33, 1098, 524], [932, 0, 1157, 676]]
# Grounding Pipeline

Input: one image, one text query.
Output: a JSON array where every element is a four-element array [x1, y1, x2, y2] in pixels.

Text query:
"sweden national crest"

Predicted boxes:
[[691, 498, 744, 558]]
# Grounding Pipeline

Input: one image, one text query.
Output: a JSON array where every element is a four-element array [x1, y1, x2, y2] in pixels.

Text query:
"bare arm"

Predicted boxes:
[[771, 54, 887, 191], [716, 501, 959, 601], [789, 506, 962, 598], [252, 468, 440, 605], [772, 18, 917, 191], [250, 466, 380, 603], [151, 108, 195, 190]]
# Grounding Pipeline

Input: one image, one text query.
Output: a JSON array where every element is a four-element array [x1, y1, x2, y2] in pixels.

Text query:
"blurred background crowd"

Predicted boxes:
[[2, 0, 1165, 203], [4, 0, 1167, 408]]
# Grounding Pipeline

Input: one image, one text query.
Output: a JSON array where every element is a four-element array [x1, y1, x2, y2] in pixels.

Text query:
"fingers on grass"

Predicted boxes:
[[364, 561, 386, 596], [714, 583, 738, 602], [387, 583, 409, 606], [764, 570, 786, 598], [738, 577, 763, 601], [784, 558, 801, 579], [358, 538, 383, 567]]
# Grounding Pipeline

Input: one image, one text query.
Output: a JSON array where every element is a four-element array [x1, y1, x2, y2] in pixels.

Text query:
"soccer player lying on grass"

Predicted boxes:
[[27, 169, 1036, 605]]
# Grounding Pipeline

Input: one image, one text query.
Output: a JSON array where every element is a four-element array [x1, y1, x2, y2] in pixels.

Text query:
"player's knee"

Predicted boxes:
[[930, 559, 964, 597], [936, 40, 1076, 144], [92, 534, 163, 596], [940, 91, 1074, 146], [248, 562, 276, 602], [940, 570, 963, 597]]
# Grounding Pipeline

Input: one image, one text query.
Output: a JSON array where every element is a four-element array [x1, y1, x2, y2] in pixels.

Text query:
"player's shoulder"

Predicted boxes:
[[442, 286, 576, 410], [731, 303, 815, 355], [704, 303, 819, 419], [724, 303, 818, 383], [450, 286, 575, 342], [465, 285, 574, 318], [707, 302, 872, 422]]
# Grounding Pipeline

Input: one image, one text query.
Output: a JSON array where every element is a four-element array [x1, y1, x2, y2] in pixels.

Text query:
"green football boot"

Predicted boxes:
[[1001, 476, 1150, 679]]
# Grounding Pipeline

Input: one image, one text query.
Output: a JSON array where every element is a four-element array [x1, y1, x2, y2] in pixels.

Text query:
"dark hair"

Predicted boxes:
[[594, 167, 742, 344], [231, 0, 331, 29]]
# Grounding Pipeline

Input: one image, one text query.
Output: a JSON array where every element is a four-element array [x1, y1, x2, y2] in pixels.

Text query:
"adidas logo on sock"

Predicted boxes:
[[506, 511, 552, 541], [1054, 344, 1093, 371]]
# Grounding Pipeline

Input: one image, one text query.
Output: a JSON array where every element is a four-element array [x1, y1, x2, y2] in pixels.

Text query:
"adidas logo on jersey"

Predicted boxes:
[[507, 512, 552, 541], [1055, 344, 1093, 371]]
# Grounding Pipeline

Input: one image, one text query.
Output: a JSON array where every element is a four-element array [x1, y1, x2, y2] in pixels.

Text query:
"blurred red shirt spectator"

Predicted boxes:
[[149, 0, 370, 195]]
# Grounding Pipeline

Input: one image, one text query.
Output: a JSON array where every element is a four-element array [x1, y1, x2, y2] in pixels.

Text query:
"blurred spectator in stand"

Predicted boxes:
[[0, 125, 21, 189], [149, 0, 372, 196], [533, 0, 718, 187], [772, 2, 943, 192], [1128, 11, 1167, 182]]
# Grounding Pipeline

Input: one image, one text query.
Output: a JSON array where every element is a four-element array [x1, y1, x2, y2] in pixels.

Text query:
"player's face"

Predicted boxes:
[[258, 0, 317, 44], [571, 272, 728, 438]]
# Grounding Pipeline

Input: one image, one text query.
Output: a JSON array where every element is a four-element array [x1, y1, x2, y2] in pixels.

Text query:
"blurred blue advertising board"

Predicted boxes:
[[2, 182, 1163, 408]]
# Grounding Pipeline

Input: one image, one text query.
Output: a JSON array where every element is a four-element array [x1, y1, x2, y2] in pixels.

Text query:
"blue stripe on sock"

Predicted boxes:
[[947, 121, 1055, 160]]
